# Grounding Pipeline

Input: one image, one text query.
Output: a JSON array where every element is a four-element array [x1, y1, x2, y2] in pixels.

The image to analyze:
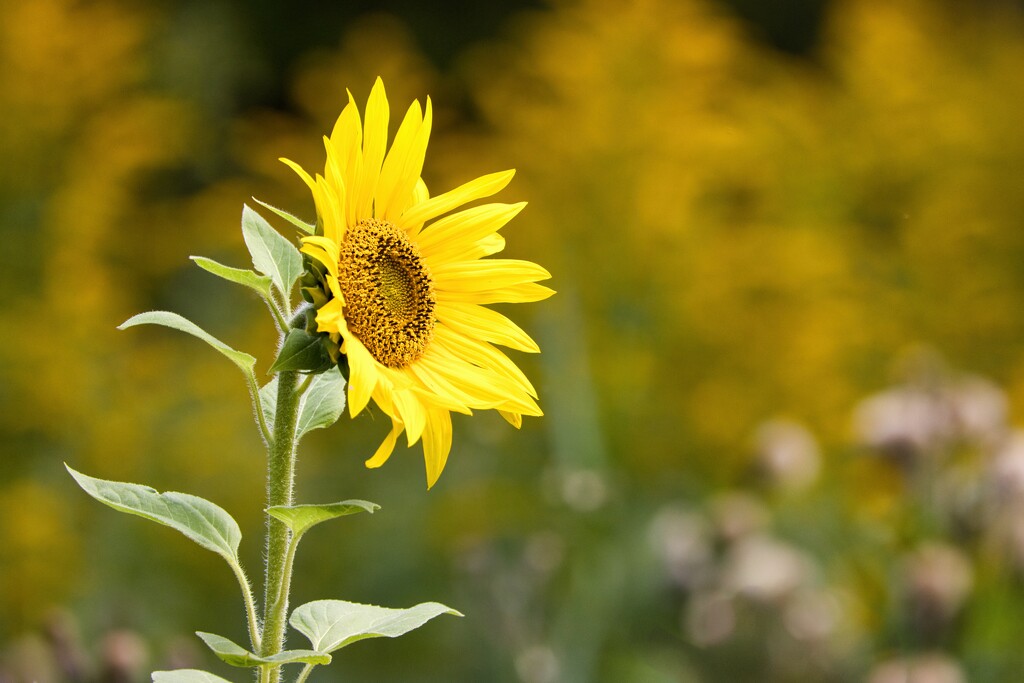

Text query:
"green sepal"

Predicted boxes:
[[290, 600, 463, 654], [196, 632, 331, 667], [267, 501, 379, 537], [152, 670, 235, 683], [190, 256, 273, 299], [252, 197, 314, 235], [259, 366, 346, 437], [66, 465, 241, 566], [241, 204, 302, 298], [119, 311, 256, 377], [269, 328, 333, 373]]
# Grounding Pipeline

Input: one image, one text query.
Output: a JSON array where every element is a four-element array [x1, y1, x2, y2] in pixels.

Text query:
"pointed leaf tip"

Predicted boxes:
[[290, 599, 462, 653], [152, 671, 235, 683], [116, 311, 256, 376], [66, 465, 241, 565], [241, 204, 303, 297], [267, 500, 379, 537], [196, 631, 330, 667]]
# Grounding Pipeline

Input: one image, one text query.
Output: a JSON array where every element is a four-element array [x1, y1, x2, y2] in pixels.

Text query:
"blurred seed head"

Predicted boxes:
[[722, 535, 817, 604], [866, 652, 966, 683], [949, 376, 1007, 447], [684, 590, 736, 648], [987, 430, 1024, 504], [854, 386, 954, 463], [100, 630, 148, 683], [648, 506, 713, 590], [710, 492, 770, 544], [524, 531, 565, 576], [559, 469, 609, 512], [753, 418, 821, 492], [854, 361, 1008, 466], [515, 645, 560, 683], [902, 542, 974, 631], [783, 588, 842, 644]]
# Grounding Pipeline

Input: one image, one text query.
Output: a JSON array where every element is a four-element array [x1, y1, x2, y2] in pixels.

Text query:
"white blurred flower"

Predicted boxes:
[[754, 418, 821, 492], [722, 535, 817, 603], [515, 645, 560, 683], [950, 376, 1007, 446], [783, 588, 842, 644], [854, 386, 954, 461], [684, 590, 736, 647], [903, 542, 974, 625], [987, 431, 1024, 504], [867, 653, 966, 683], [710, 492, 770, 543], [648, 506, 713, 589]]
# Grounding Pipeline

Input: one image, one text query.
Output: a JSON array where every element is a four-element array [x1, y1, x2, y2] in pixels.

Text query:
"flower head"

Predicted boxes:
[[284, 78, 553, 487]]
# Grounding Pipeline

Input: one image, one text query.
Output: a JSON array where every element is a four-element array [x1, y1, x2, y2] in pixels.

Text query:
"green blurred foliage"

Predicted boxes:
[[3, 0, 1024, 680]]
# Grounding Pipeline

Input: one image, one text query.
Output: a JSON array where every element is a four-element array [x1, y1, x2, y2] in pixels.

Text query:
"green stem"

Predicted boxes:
[[259, 367, 303, 676], [246, 372, 274, 446], [295, 664, 317, 683], [269, 532, 303, 636], [229, 559, 261, 653]]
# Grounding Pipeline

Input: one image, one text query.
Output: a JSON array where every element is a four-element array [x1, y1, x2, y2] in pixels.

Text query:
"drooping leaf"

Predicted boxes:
[[152, 670, 235, 683], [190, 256, 273, 298], [118, 311, 256, 377], [66, 465, 241, 565], [196, 632, 330, 667], [259, 377, 278, 435], [267, 501, 378, 537], [259, 366, 346, 439], [268, 328, 332, 373], [296, 366, 346, 436], [241, 204, 302, 297], [252, 197, 314, 234], [290, 600, 462, 654]]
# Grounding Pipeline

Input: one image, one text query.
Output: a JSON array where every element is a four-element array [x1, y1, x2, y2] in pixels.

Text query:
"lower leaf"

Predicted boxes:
[[197, 632, 331, 667]]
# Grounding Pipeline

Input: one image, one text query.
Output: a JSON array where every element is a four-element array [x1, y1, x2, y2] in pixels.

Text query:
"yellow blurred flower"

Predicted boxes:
[[286, 78, 553, 487]]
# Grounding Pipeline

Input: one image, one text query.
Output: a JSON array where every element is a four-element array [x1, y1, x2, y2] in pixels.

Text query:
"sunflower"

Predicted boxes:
[[283, 78, 553, 488]]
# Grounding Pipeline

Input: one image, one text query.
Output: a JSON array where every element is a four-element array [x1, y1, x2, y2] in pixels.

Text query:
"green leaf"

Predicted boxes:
[[241, 204, 302, 297], [66, 465, 241, 565], [152, 670, 235, 683], [259, 377, 277, 434], [118, 311, 256, 377], [296, 366, 346, 436], [268, 328, 332, 373], [290, 600, 462, 654], [260, 366, 346, 438], [267, 501, 378, 537], [190, 256, 273, 298], [196, 632, 330, 667], [253, 197, 314, 234]]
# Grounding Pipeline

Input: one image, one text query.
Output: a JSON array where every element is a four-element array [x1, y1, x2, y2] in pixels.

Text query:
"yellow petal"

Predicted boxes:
[[385, 96, 432, 220], [365, 417, 403, 469], [417, 202, 525, 257], [355, 77, 389, 219], [437, 282, 556, 305], [375, 99, 423, 219], [345, 337, 379, 416], [433, 259, 552, 293], [392, 388, 427, 446], [434, 325, 537, 397], [398, 170, 516, 232], [434, 302, 540, 353], [498, 410, 523, 429], [280, 158, 317, 194], [422, 406, 452, 489]]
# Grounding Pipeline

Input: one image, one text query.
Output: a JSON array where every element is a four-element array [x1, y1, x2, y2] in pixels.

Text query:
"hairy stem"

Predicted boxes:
[[259, 367, 302, 676]]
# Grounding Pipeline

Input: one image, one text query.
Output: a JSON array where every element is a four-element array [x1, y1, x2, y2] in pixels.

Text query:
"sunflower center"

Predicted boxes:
[[338, 218, 436, 368]]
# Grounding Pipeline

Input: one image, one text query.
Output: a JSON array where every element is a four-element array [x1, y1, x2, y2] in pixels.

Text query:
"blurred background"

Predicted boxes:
[[3, 0, 1024, 680]]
